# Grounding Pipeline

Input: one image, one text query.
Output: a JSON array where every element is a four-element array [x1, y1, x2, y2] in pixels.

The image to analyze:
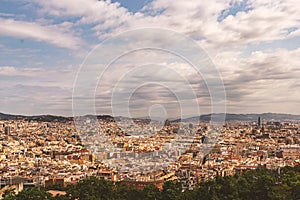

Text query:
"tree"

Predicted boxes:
[[4, 166, 300, 200], [66, 176, 114, 200], [3, 188, 53, 200], [143, 184, 161, 200], [291, 184, 300, 200], [162, 181, 183, 200]]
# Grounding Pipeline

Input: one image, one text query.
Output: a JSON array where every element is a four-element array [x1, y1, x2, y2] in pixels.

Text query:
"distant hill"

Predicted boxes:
[[176, 113, 300, 122], [0, 112, 72, 122], [0, 112, 300, 122], [0, 112, 25, 120]]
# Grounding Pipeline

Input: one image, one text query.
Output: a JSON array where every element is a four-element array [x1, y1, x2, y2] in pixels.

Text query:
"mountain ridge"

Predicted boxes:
[[0, 112, 300, 122], [174, 113, 300, 122]]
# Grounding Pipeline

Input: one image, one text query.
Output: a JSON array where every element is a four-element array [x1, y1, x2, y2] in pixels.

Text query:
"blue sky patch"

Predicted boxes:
[[218, 0, 252, 22]]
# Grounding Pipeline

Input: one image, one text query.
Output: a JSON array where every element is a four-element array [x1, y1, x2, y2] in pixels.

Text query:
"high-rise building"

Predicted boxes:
[[4, 126, 11, 135], [164, 119, 171, 126], [258, 116, 261, 128], [0, 123, 4, 132]]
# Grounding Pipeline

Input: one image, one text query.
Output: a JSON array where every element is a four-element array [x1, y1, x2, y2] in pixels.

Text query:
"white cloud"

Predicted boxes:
[[287, 29, 300, 38], [213, 47, 300, 114], [214, 0, 300, 45], [30, 0, 229, 40], [0, 65, 77, 115], [30, 0, 300, 48], [0, 66, 76, 88], [138, 0, 300, 48], [32, 0, 131, 38], [1, 0, 300, 115], [0, 84, 72, 116], [0, 66, 42, 77], [0, 18, 83, 49]]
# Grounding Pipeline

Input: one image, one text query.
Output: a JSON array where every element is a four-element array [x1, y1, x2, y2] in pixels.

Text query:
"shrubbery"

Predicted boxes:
[[3, 165, 300, 200]]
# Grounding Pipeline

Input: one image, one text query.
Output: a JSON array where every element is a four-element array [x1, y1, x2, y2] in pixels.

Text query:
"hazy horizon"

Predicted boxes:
[[1, 111, 299, 118]]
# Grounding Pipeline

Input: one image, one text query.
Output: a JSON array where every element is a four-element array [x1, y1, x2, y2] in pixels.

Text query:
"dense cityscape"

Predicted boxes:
[[0, 114, 299, 198]]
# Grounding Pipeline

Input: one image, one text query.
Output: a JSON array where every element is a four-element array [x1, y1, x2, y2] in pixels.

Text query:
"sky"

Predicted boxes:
[[0, 0, 300, 117]]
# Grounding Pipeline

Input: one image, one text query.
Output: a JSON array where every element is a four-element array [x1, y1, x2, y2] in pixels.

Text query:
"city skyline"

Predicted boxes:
[[0, 1, 300, 199], [0, 0, 300, 116]]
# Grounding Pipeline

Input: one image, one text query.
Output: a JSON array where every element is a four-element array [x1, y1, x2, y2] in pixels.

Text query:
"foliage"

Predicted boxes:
[[3, 165, 300, 200], [2, 188, 52, 200]]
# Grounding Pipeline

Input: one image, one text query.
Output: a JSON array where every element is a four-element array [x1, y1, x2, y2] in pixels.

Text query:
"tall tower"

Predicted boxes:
[[258, 117, 261, 128], [4, 126, 10, 135]]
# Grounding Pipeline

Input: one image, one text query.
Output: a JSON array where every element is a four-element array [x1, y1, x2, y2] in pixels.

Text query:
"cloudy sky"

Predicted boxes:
[[0, 0, 300, 117]]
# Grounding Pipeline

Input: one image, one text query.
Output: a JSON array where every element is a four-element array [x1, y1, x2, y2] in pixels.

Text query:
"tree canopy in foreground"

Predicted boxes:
[[2, 165, 300, 200]]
